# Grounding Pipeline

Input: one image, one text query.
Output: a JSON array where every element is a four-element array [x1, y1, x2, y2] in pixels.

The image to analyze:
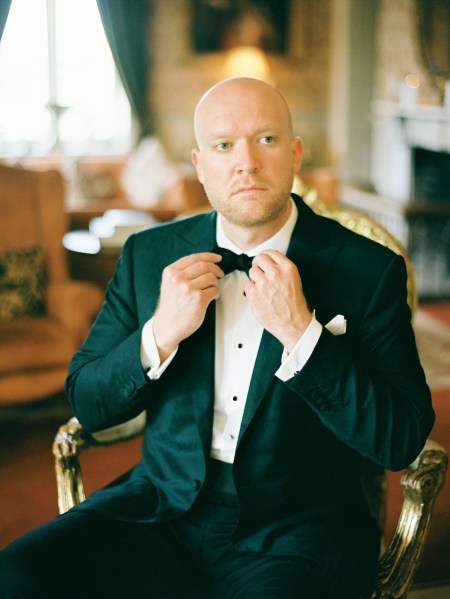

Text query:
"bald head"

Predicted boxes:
[[190, 76, 303, 245], [193, 77, 293, 148]]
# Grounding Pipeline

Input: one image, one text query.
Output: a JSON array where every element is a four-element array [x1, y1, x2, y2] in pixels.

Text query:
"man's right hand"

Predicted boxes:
[[152, 252, 224, 361]]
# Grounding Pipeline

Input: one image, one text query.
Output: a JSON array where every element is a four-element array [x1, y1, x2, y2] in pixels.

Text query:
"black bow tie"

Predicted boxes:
[[212, 245, 254, 275]]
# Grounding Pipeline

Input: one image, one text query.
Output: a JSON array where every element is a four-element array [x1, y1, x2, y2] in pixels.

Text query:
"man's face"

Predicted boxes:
[[192, 79, 302, 230]]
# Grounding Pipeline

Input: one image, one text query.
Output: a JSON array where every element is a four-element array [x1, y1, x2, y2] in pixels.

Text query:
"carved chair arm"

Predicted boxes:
[[53, 414, 145, 514], [53, 417, 90, 513], [371, 439, 448, 599]]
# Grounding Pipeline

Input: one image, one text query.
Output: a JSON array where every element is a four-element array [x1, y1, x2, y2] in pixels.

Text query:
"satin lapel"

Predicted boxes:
[[237, 196, 343, 444], [186, 301, 216, 450], [238, 329, 283, 443], [287, 196, 344, 320], [173, 212, 218, 449], [172, 210, 217, 254]]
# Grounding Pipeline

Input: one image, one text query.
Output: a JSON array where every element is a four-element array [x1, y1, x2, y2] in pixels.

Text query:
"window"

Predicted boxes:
[[0, 0, 132, 157]]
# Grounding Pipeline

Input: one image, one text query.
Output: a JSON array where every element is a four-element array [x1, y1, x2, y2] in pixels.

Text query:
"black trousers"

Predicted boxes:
[[0, 460, 375, 599]]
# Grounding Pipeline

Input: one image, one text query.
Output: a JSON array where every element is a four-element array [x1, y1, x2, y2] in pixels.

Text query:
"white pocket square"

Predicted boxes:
[[325, 314, 347, 335]]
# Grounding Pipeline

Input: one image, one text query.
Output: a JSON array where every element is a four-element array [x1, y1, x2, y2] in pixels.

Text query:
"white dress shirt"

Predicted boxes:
[[140, 199, 323, 463]]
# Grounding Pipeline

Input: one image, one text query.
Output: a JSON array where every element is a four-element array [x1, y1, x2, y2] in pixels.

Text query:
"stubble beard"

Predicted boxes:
[[206, 179, 294, 229]]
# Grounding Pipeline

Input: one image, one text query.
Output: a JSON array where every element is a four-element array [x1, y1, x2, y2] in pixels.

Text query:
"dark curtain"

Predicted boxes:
[[96, 0, 152, 138], [0, 0, 13, 41]]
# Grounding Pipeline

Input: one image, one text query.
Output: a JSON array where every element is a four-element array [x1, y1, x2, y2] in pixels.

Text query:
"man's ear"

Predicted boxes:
[[293, 136, 303, 173], [191, 148, 204, 184]]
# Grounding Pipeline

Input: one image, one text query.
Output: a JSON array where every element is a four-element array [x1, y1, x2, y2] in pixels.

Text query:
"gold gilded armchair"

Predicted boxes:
[[53, 185, 448, 598]]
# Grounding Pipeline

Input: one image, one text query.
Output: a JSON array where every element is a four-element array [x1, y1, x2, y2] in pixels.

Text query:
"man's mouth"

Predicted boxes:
[[233, 185, 266, 195]]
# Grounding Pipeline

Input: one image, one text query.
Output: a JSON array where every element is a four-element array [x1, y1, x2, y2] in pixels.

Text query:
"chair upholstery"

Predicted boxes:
[[0, 162, 104, 404], [52, 183, 448, 598]]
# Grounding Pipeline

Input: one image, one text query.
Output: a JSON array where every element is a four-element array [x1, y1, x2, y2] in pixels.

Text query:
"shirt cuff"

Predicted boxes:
[[275, 312, 323, 381], [140, 317, 178, 380]]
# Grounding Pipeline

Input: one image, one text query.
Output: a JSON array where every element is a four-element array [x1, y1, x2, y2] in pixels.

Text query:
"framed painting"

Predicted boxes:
[[192, 0, 290, 54]]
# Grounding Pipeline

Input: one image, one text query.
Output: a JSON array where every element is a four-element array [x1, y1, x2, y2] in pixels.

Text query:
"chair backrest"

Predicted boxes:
[[0, 162, 69, 283]]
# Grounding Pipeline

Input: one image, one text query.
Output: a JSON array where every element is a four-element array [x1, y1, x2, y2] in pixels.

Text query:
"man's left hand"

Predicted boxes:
[[245, 250, 312, 353]]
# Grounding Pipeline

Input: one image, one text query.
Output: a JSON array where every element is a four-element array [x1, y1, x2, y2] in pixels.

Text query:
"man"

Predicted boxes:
[[0, 77, 434, 598]]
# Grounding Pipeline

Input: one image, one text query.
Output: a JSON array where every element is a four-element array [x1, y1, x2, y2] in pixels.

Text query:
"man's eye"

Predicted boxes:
[[215, 142, 231, 151], [260, 136, 275, 144]]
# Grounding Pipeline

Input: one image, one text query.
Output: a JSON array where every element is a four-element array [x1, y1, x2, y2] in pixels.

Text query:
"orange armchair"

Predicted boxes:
[[0, 162, 104, 404]]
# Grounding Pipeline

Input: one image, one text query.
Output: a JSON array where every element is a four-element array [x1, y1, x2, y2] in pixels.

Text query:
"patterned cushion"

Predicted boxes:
[[0, 245, 47, 323]]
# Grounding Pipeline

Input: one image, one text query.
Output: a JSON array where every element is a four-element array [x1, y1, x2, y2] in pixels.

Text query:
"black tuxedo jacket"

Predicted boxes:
[[66, 195, 433, 563]]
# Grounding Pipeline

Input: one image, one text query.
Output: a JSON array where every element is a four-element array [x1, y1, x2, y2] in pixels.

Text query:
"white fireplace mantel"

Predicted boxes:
[[370, 101, 450, 203]]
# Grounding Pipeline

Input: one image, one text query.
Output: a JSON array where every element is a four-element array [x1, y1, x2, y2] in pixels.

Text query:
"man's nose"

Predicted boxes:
[[235, 142, 260, 174]]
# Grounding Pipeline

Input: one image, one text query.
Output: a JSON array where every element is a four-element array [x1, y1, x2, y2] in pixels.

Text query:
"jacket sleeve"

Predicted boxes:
[[65, 235, 156, 432], [285, 253, 435, 471]]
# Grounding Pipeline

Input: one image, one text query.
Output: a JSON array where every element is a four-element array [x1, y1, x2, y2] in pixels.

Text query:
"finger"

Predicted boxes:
[[188, 272, 222, 291], [252, 250, 289, 269], [244, 278, 255, 296], [249, 253, 280, 279], [165, 255, 224, 283], [183, 260, 224, 280], [251, 253, 277, 274], [259, 249, 287, 264], [173, 252, 224, 270], [247, 264, 263, 283]]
